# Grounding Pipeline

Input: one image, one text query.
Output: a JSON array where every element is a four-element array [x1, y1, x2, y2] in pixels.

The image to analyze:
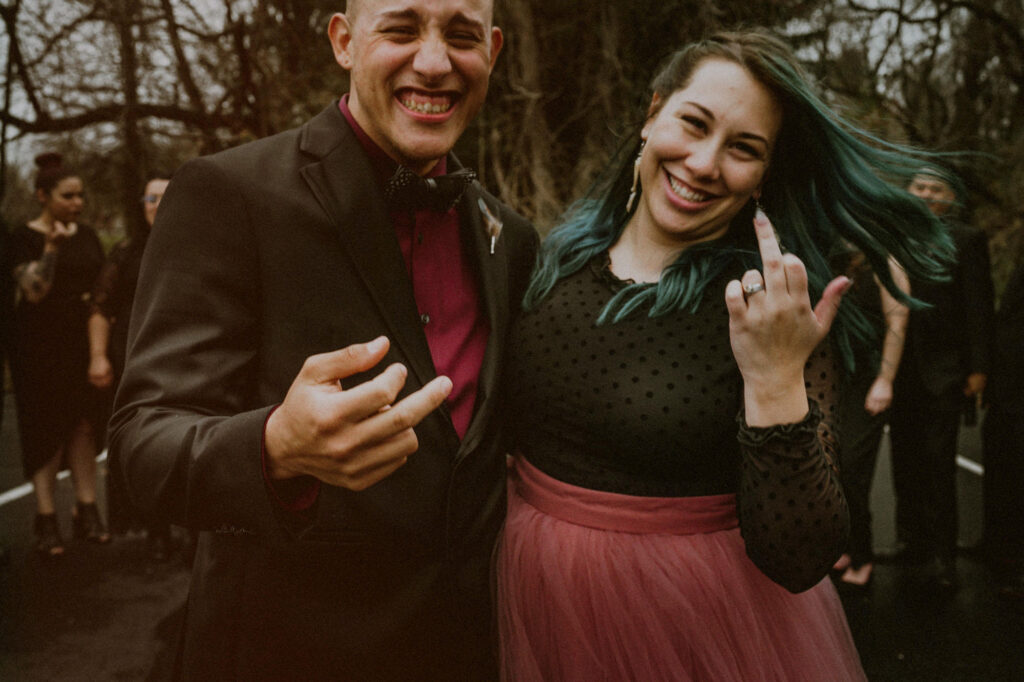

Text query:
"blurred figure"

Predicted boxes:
[[981, 255, 1024, 602], [832, 252, 910, 588], [887, 166, 994, 592], [4, 152, 110, 557], [88, 173, 174, 559]]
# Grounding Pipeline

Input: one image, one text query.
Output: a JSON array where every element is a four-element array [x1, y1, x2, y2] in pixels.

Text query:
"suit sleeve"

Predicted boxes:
[[108, 157, 300, 540], [958, 227, 995, 377]]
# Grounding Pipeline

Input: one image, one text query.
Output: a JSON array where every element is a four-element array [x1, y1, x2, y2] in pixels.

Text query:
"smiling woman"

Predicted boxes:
[[498, 28, 958, 681]]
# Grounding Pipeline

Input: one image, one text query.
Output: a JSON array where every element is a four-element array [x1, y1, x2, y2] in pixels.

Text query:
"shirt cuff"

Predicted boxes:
[[261, 405, 320, 513]]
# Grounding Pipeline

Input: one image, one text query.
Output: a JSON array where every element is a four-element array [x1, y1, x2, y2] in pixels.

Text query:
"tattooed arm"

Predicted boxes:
[[14, 221, 75, 303]]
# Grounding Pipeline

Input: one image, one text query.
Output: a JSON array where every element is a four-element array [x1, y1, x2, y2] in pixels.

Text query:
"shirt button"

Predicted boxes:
[[420, 313, 431, 325]]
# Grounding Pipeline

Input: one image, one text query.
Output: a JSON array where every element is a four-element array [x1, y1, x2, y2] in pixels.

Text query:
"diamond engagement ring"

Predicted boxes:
[[742, 282, 765, 296]]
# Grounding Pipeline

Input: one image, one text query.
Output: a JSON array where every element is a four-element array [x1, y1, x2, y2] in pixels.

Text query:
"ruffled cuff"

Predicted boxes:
[[735, 400, 822, 455]]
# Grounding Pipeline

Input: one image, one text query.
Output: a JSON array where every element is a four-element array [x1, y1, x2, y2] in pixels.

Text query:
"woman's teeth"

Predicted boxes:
[[668, 175, 711, 202]]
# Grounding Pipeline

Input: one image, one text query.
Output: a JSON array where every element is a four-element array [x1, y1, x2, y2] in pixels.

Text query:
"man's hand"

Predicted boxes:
[[264, 336, 452, 491]]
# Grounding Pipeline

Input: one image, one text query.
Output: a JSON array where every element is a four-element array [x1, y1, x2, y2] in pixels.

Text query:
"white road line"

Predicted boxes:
[[956, 455, 984, 477], [0, 450, 107, 507], [0, 451, 986, 507]]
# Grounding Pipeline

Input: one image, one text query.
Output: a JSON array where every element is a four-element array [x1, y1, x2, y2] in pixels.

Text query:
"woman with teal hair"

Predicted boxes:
[[497, 29, 952, 680]]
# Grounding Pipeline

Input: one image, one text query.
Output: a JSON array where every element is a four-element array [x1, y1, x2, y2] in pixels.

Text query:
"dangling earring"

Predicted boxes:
[[626, 142, 644, 213]]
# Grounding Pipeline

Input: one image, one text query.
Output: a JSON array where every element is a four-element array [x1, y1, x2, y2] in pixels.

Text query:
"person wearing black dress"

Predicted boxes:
[[88, 173, 174, 558], [496, 29, 955, 680], [5, 152, 110, 557]]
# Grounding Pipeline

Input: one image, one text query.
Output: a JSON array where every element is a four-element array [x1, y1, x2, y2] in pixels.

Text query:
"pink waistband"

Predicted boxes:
[[510, 456, 739, 535]]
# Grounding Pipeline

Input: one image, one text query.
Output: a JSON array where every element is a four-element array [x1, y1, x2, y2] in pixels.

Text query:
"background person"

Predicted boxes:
[[88, 173, 174, 559], [108, 1, 537, 679], [4, 152, 110, 557], [887, 166, 995, 592], [831, 253, 910, 588], [497, 30, 953, 680], [980, 254, 1024, 603]]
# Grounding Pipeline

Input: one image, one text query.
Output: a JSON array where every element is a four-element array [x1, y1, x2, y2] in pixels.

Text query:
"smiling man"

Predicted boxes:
[[108, 1, 537, 679]]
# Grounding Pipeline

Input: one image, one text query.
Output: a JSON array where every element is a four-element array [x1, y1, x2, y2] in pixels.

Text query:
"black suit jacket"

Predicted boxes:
[[898, 222, 994, 409], [108, 103, 538, 681]]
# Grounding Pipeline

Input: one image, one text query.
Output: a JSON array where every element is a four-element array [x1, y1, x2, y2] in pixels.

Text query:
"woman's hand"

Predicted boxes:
[[44, 221, 77, 250], [725, 209, 850, 426]]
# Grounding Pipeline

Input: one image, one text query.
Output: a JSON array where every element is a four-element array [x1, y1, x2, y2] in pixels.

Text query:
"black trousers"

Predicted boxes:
[[889, 385, 961, 561], [838, 370, 888, 565]]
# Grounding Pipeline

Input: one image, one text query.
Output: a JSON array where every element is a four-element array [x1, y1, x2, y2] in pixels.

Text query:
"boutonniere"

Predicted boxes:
[[477, 197, 503, 255]]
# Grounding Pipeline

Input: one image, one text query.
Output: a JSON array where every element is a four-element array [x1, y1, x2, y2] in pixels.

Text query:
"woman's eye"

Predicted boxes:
[[733, 142, 766, 160], [681, 116, 706, 131]]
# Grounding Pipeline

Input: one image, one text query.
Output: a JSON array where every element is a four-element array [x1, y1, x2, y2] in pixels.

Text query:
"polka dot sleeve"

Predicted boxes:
[[735, 343, 850, 593]]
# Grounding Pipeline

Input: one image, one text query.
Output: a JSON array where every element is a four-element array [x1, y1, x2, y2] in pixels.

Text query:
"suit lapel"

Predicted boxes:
[[298, 105, 437, 388], [456, 183, 510, 456]]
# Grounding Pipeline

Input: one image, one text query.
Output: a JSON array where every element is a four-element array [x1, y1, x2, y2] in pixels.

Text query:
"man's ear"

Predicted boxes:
[[327, 13, 354, 70], [488, 27, 504, 69]]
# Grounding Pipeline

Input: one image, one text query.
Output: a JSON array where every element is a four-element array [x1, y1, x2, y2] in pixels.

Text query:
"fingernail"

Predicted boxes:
[[755, 207, 768, 225], [368, 336, 387, 352], [439, 376, 453, 394]]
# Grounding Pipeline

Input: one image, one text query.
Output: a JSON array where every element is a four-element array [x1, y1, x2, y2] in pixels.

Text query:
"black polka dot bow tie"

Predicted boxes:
[[383, 165, 477, 213]]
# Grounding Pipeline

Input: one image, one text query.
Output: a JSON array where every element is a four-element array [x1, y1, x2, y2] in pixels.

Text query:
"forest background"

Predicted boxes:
[[1, 0, 1022, 295]]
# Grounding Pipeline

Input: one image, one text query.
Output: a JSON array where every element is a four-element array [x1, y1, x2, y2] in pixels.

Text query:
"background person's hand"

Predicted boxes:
[[864, 376, 894, 416], [725, 209, 850, 425], [88, 354, 114, 389], [264, 336, 453, 492], [45, 220, 77, 248]]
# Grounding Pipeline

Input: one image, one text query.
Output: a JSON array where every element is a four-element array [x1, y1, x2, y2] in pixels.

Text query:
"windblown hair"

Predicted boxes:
[[524, 29, 955, 368], [34, 152, 77, 194]]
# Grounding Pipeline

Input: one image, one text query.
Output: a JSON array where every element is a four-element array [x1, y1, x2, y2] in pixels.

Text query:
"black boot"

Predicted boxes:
[[72, 502, 111, 544], [34, 513, 65, 558]]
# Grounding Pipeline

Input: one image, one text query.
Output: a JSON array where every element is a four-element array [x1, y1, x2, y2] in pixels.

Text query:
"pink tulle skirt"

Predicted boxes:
[[497, 456, 866, 682]]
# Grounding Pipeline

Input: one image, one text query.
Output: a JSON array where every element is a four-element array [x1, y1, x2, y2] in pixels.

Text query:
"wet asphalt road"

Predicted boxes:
[[0, 390, 1021, 681]]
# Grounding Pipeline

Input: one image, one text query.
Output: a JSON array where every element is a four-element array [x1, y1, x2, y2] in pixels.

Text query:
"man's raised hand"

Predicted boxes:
[[264, 336, 452, 491]]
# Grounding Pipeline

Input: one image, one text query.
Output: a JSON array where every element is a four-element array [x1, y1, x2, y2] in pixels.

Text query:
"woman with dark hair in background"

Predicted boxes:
[[88, 172, 173, 560], [831, 252, 910, 589], [497, 29, 953, 680], [5, 152, 110, 557]]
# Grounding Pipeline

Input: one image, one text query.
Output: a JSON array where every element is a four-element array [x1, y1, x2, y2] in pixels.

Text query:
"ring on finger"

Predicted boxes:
[[742, 281, 766, 296]]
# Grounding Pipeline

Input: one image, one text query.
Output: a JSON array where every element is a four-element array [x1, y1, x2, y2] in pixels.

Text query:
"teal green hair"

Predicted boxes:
[[524, 29, 955, 370]]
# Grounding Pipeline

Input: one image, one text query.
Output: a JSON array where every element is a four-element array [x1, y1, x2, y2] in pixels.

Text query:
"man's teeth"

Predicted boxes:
[[669, 175, 711, 202], [402, 98, 452, 114]]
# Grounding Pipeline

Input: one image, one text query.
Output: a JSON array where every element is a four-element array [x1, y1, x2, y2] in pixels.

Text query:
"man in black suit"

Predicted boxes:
[[108, 1, 537, 679], [888, 167, 994, 592], [981, 255, 1024, 603]]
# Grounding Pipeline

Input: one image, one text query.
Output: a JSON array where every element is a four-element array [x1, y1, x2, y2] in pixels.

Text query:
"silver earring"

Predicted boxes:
[[626, 143, 644, 213]]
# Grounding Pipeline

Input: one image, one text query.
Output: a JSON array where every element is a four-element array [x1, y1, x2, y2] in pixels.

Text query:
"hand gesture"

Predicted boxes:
[[45, 221, 77, 248], [724, 209, 850, 425], [88, 354, 114, 389], [264, 337, 453, 491]]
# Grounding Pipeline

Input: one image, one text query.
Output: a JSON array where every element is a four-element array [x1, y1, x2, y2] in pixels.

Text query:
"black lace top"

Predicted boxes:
[[507, 254, 849, 592]]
